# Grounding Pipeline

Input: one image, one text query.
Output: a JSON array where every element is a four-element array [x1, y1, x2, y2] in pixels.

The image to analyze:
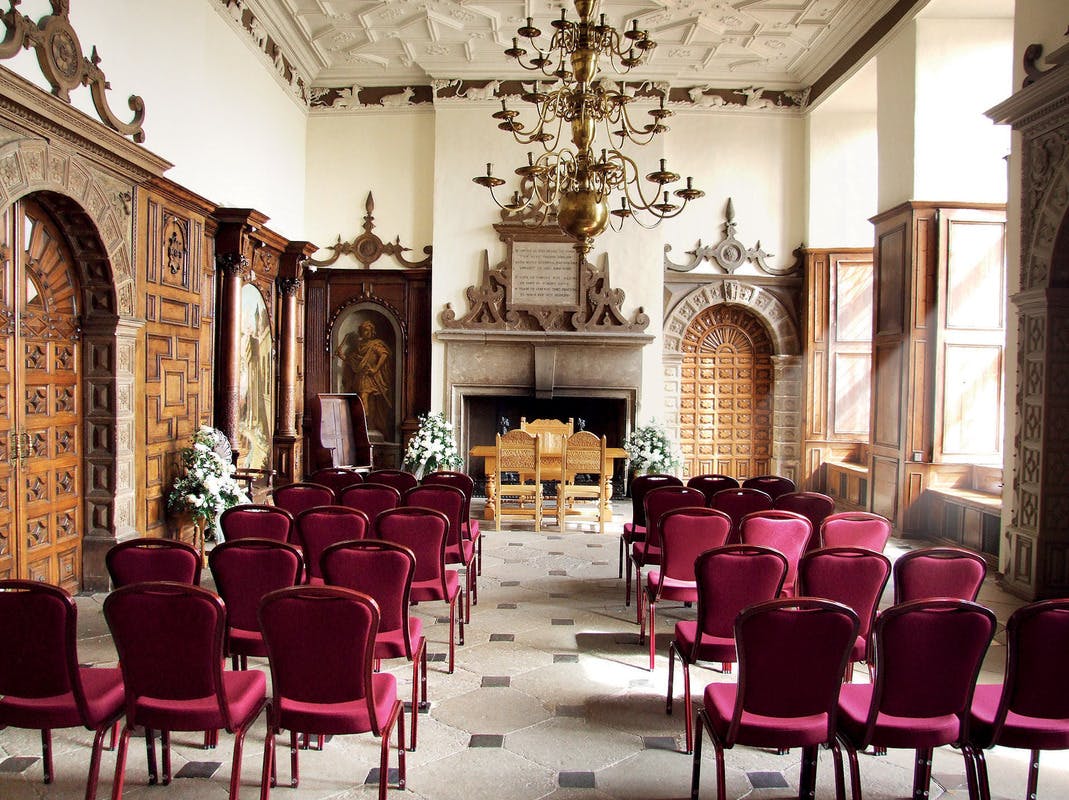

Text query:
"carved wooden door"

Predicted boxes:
[[680, 305, 773, 480], [0, 199, 82, 591]]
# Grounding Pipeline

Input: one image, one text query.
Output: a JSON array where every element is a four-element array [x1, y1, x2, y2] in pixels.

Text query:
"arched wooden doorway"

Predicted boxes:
[[679, 305, 773, 480], [0, 198, 83, 592]]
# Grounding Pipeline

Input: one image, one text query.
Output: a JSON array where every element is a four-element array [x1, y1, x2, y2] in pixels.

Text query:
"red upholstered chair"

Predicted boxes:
[[691, 598, 860, 800], [104, 582, 268, 799], [619, 473, 681, 580], [322, 540, 426, 751], [626, 485, 705, 608], [294, 505, 369, 583], [798, 547, 892, 682], [774, 491, 836, 552], [685, 474, 739, 505], [709, 488, 773, 543], [309, 466, 365, 496], [739, 510, 813, 597], [969, 599, 1069, 800], [892, 546, 987, 604], [422, 471, 482, 574], [404, 484, 476, 621], [367, 469, 419, 494], [0, 580, 125, 800], [220, 504, 294, 544], [270, 482, 336, 523], [339, 482, 402, 525], [741, 474, 796, 501], [836, 599, 996, 800], [819, 511, 892, 552], [258, 586, 406, 800], [640, 507, 732, 671], [106, 537, 202, 587], [374, 506, 464, 673], [208, 539, 304, 669], [667, 545, 788, 753]]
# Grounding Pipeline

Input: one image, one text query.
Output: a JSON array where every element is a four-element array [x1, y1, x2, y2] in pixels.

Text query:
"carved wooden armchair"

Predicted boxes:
[[557, 431, 609, 532], [494, 430, 543, 532]]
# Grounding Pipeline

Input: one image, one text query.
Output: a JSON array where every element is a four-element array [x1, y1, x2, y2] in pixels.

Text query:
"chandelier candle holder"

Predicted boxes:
[[473, 0, 703, 253]]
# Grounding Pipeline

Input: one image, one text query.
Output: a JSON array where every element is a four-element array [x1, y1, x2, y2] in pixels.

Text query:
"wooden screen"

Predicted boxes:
[[679, 305, 773, 480], [0, 199, 82, 591]]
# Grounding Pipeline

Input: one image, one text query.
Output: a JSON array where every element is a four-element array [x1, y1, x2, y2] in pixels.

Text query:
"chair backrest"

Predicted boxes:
[[322, 540, 416, 645], [641, 486, 706, 554], [495, 429, 540, 481], [774, 492, 837, 550], [862, 599, 996, 747], [726, 598, 859, 745], [374, 506, 450, 589], [741, 474, 796, 501], [686, 474, 740, 505], [259, 586, 383, 729], [219, 503, 294, 543], [710, 488, 774, 542], [519, 417, 573, 455], [104, 582, 231, 720], [403, 484, 466, 548], [106, 537, 202, 587], [656, 508, 733, 586], [0, 580, 88, 714], [892, 546, 987, 604], [819, 511, 892, 552], [366, 469, 419, 494], [982, 599, 1069, 739], [309, 467, 365, 496], [628, 473, 682, 528], [271, 482, 336, 517], [739, 510, 813, 595], [294, 505, 370, 580], [208, 539, 304, 633], [561, 431, 606, 479], [798, 547, 892, 644], [691, 545, 789, 650], [422, 471, 475, 526], [338, 482, 402, 524]]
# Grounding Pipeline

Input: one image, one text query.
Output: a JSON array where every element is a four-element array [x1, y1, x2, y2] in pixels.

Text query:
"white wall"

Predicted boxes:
[[877, 28, 918, 210], [806, 110, 878, 247], [7, 0, 308, 238]]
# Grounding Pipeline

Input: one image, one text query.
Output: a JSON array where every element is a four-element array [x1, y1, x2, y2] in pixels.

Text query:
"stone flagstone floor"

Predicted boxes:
[[2, 500, 1068, 800]]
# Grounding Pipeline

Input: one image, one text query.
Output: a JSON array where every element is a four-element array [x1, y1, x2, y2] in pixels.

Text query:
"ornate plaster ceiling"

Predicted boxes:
[[235, 0, 899, 95]]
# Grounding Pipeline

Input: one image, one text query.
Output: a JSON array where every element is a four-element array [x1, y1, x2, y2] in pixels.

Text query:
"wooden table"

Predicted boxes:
[[469, 444, 629, 521]]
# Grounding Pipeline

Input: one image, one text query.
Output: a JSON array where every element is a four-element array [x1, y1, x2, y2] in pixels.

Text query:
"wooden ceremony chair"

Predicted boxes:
[[557, 430, 610, 532], [494, 430, 543, 532]]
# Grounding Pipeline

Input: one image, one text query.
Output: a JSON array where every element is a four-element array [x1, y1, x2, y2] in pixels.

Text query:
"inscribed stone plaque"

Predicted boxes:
[[510, 241, 580, 309]]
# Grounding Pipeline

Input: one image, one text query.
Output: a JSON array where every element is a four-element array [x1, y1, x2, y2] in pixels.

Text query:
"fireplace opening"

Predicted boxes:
[[461, 394, 630, 498]]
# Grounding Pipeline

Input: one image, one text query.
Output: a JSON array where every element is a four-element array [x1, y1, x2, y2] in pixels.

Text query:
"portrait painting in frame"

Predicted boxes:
[[331, 304, 399, 443], [236, 283, 274, 470]]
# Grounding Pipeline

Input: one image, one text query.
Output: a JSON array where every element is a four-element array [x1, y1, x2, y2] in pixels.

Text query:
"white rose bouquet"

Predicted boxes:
[[403, 412, 463, 478], [624, 420, 682, 476], [167, 426, 250, 538]]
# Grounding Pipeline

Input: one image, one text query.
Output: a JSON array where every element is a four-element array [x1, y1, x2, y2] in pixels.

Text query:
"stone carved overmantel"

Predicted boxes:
[[987, 38, 1069, 599]]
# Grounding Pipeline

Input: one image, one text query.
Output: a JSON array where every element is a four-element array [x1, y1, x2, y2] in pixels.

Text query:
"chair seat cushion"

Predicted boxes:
[[276, 673, 398, 735], [631, 543, 661, 566], [411, 570, 461, 603], [970, 684, 1069, 750], [0, 667, 123, 729], [838, 683, 961, 749], [446, 540, 475, 566], [375, 620, 424, 661], [646, 572, 698, 603], [134, 669, 266, 731], [703, 683, 831, 748], [228, 626, 268, 657], [622, 524, 645, 542], [673, 621, 735, 664]]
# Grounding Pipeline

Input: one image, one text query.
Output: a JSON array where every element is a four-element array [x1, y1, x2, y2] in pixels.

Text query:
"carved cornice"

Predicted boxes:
[[664, 198, 804, 276], [216, 251, 250, 277], [308, 192, 432, 269]]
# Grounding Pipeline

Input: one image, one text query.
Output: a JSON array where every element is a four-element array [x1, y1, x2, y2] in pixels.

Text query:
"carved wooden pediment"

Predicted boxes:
[[441, 222, 648, 332]]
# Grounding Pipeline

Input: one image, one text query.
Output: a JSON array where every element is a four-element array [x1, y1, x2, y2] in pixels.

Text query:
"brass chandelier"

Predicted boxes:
[[473, 0, 703, 253]]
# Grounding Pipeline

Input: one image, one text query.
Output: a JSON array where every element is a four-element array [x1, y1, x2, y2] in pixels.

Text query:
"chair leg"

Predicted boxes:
[[395, 702, 407, 790], [830, 738, 846, 800], [463, 568, 472, 624], [110, 724, 133, 800], [690, 708, 704, 800], [448, 598, 457, 674], [962, 744, 981, 800], [974, 747, 991, 800], [625, 557, 633, 607], [260, 725, 275, 800], [648, 601, 658, 671], [41, 729, 53, 783], [683, 661, 694, 754], [107, 721, 119, 751], [229, 723, 252, 800], [799, 745, 819, 800], [476, 534, 483, 575], [666, 642, 676, 716], [161, 730, 172, 786], [843, 739, 863, 800], [85, 723, 111, 800], [618, 536, 625, 579], [289, 730, 300, 788], [911, 747, 933, 800], [145, 727, 158, 785], [1027, 748, 1040, 800]]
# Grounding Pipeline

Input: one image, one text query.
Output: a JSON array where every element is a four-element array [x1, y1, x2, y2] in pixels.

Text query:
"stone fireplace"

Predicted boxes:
[[439, 330, 653, 493]]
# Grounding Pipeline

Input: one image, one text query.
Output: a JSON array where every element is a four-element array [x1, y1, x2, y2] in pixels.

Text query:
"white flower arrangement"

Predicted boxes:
[[167, 426, 250, 537], [403, 412, 463, 478], [624, 420, 682, 476]]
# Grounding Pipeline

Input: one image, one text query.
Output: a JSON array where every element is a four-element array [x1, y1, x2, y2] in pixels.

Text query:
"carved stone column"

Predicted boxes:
[[214, 252, 246, 447], [771, 354, 803, 484]]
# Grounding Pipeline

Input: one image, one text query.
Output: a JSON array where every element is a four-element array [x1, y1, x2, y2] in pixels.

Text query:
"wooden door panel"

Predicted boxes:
[[0, 206, 12, 581]]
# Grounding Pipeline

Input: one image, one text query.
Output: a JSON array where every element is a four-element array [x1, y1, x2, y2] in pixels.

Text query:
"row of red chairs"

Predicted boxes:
[[686, 594, 1069, 800]]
